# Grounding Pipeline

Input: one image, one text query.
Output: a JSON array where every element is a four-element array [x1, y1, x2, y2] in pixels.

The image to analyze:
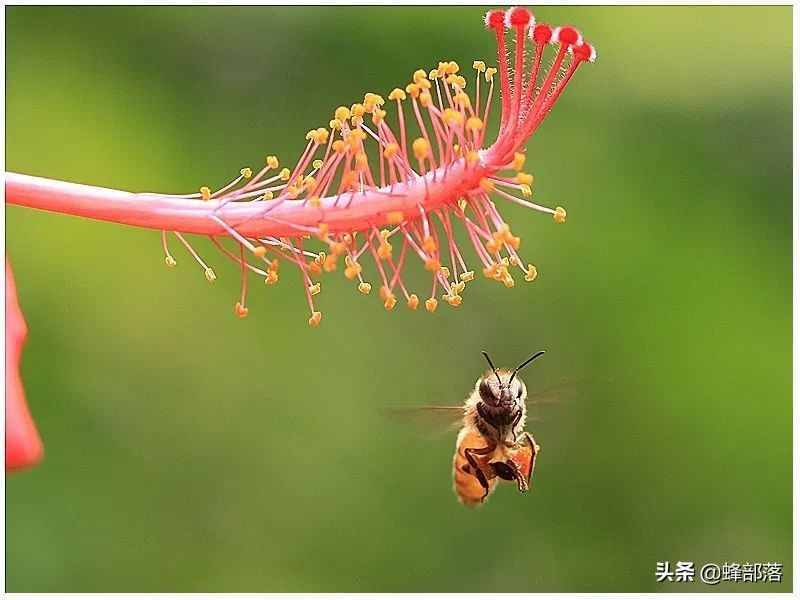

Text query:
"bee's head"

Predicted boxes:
[[477, 370, 526, 408], [477, 350, 545, 408]]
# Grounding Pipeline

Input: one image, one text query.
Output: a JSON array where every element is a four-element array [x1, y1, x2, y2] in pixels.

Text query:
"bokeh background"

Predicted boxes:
[[5, 5, 792, 593]]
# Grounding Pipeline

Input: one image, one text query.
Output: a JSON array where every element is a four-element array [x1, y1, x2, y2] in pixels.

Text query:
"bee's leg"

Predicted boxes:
[[520, 432, 539, 488], [492, 460, 528, 492], [504, 408, 524, 447], [464, 446, 494, 502]]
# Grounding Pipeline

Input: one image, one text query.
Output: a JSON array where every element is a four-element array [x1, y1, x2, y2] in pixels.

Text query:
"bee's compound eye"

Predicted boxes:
[[478, 379, 496, 404]]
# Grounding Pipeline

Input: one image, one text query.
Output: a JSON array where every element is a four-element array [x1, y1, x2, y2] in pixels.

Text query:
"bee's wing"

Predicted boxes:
[[525, 377, 579, 410], [383, 405, 465, 439]]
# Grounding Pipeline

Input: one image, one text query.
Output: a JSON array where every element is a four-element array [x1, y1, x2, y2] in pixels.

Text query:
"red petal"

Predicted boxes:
[[6, 259, 43, 471]]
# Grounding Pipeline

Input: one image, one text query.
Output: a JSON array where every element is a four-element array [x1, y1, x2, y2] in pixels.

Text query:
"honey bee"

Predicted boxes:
[[448, 350, 546, 506]]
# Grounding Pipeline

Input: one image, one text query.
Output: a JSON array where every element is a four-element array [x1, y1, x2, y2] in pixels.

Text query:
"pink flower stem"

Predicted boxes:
[[5, 165, 485, 238]]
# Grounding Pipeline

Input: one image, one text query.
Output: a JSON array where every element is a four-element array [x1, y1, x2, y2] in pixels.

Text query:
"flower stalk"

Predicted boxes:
[[5, 6, 596, 327]]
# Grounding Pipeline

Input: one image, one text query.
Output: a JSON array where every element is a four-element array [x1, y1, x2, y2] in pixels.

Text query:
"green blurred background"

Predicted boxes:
[[5, 6, 792, 593]]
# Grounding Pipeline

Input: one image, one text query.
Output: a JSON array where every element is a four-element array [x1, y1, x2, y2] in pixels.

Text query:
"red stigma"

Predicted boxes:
[[485, 9, 506, 30], [531, 23, 552, 44], [556, 26, 581, 45], [507, 7, 533, 27], [573, 42, 595, 62]]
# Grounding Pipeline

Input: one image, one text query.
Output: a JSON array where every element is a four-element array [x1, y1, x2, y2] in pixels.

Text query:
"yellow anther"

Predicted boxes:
[[466, 116, 483, 132], [323, 254, 338, 272], [279, 168, 291, 181], [413, 69, 428, 83], [453, 281, 466, 294], [308, 282, 321, 296], [204, 267, 216, 283], [262, 191, 274, 201], [379, 285, 390, 301], [266, 155, 279, 169], [479, 178, 495, 192], [515, 172, 534, 186], [312, 159, 324, 170], [344, 265, 361, 280], [164, 256, 177, 267], [329, 119, 341, 130], [437, 62, 449, 77], [371, 109, 386, 125], [457, 198, 468, 212], [447, 61, 460, 74], [378, 241, 392, 260], [350, 103, 366, 118], [264, 270, 278, 284], [519, 183, 532, 198], [524, 264, 538, 282], [383, 143, 399, 159], [425, 297, 439, 313], [200, 186, 211, 201], [253, 246, 267, 258], [424, 258, 441, 272], [473, 60, 486, 72], [444, 293, 462, 307], [512, 152, 526, 171], [508, 236, 521, 250], [386, 210, 404, 225], [442, 109, 464, 127], [460, 270, 475, 282], [422, 235, 437, 254], [384, 294, 397, 311], [313, 128, 329, 145], [388, 88, 406, 101], [485, 67, 498, 81], [428, 69, 439, 80], [235, 302, 249, 319], [308, 196, 321, 208], [335, 106, 351, 122], [440, 265, 451, 279], [454, 91, 470, 107], [306, 129, 316, 141], [503, 275, 515, 288], [449, 75, 468, 90], [240, 167, 252, 179], [358, 282, 372, 295], [405, 83, 421, 98], [347, 128, 367, 142], [483, 265, 496, 279], [466, 151, 480, 166], [453, 143, 461, 154], [485, 239, 501, 254], [553, 206, 567, 224], [419, 91, 433, 107], [418, 78, 432, 90], [412, 138, 430, 160], [308, 311, 322, 328], [407, 294, 420, 310], [332, 140, 346, 153]]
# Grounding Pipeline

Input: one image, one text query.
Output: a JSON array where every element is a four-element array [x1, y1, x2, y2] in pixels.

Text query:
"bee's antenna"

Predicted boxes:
[[481, 350, 503, 387], [510, 350, 547, 382]]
